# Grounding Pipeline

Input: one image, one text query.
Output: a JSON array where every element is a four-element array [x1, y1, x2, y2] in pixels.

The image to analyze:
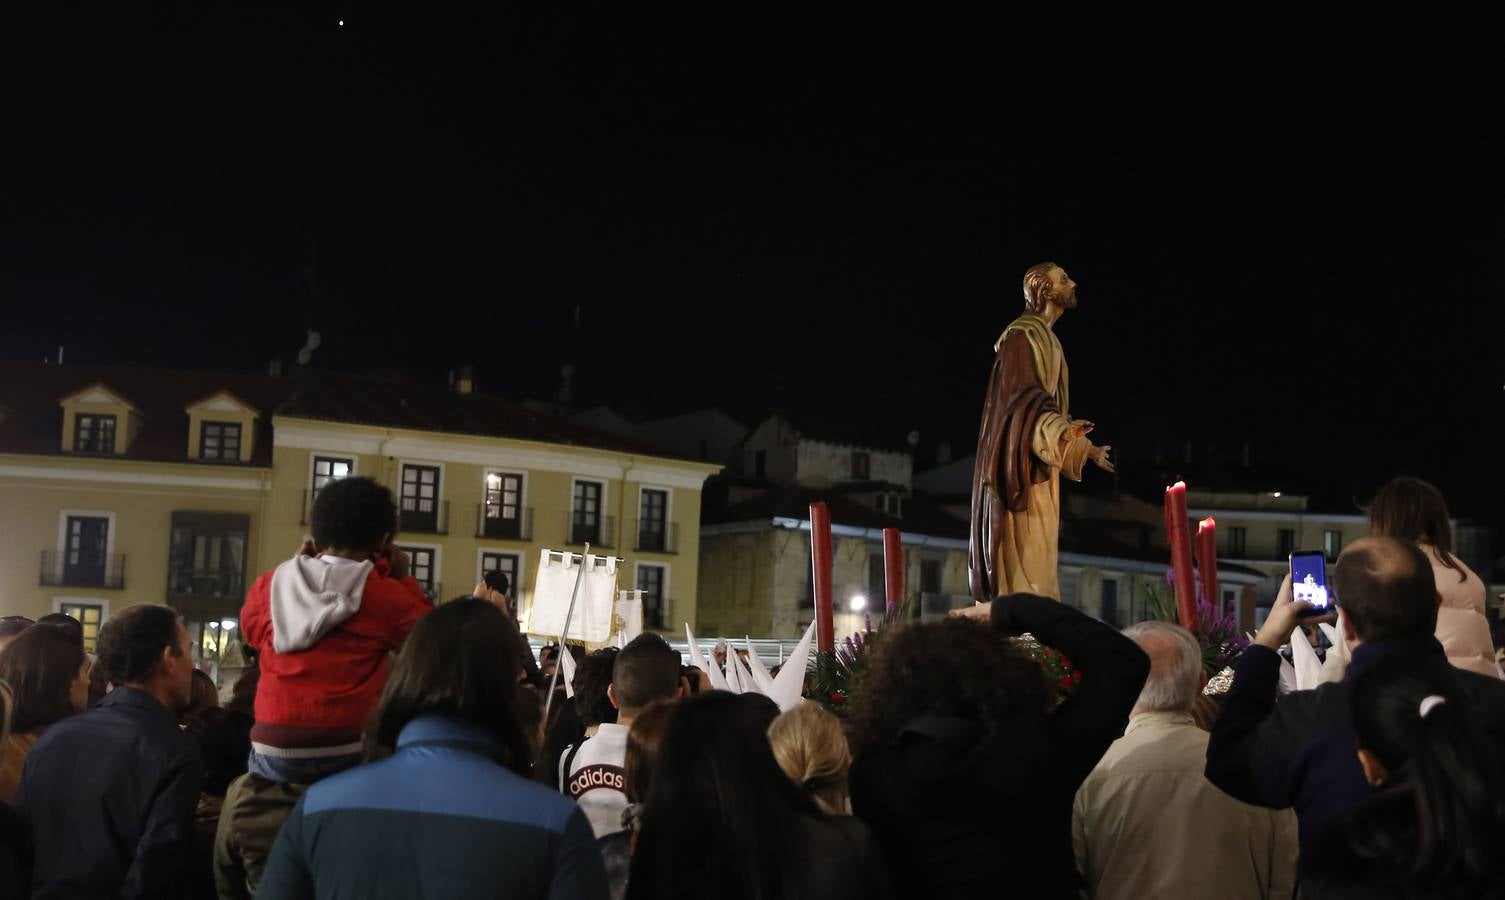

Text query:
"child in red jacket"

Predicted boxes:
[[240, 476, 432, 784]]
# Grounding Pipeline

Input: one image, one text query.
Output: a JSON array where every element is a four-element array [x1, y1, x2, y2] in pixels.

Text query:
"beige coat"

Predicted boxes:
[[1072, 711, 1297, 900], [1423, 545, 1497, 678]]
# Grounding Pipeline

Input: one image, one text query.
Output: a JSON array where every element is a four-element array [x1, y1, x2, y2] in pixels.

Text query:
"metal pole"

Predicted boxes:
[[542, 543, 590, 727]]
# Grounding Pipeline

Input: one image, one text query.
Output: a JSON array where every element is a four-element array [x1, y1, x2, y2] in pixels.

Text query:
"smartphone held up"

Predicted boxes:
[[1289, 550, 1335, 617]]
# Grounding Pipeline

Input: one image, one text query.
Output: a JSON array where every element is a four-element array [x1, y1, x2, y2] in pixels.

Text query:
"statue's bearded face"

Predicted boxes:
[[1046, 266, 1078, 309]]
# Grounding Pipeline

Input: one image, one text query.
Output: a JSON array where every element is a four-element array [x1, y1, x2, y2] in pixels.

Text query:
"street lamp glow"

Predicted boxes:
[[849, 594, 867, 612]]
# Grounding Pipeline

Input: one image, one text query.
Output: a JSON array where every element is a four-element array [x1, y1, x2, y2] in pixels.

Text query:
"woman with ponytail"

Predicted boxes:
[[1303, 654, 1505, 898]]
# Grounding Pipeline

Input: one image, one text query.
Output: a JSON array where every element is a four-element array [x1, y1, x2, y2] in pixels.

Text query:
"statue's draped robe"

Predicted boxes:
[[969, 314, 1090, 602]]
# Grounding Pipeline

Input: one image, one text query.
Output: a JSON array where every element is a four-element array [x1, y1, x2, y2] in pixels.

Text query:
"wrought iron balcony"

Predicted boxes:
[[168, 569, 246, 600], [398, 500, 450, 536], [476, 505, 534, 541], [634, 520, 679, 554], [564, 513, 616, 549], [39, 551, 126, 589]]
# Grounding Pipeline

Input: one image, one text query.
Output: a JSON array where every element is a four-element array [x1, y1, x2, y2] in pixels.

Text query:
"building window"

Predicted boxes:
[[312, 456, 352, 495], [400, 546, 438, 600], [637, 563, 667, 630], [638, 489, 668, 552], [63, 515, 110, 586], [867, 552, 885, 607], [571, 480, 604, 545], [1100, 578, 1119, 627], [399, 464, 443, 533], [851, 451, 871, 481], [57, 602, 104, 653], [1324, 529, 1342, 561], [483, 472, 525, 539], [74, 414, 117, 453], [187, 618, 240, 665], [1277, 528, 1296, 559], [920, 559, 943, 596], [480, 550, 520, 617], [168, 512, 249, 601], [200, 421, 242, 461], [753, 450, 767, 479], [875, 493, 904, 517], [1227, 526, 1247, 557]]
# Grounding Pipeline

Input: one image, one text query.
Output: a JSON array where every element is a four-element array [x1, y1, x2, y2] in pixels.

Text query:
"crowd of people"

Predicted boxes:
[[1, 474, 1503, 899]]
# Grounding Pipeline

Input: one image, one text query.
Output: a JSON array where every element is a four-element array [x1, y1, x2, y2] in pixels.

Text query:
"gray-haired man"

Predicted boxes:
[[1072, 621, 1296, 900]]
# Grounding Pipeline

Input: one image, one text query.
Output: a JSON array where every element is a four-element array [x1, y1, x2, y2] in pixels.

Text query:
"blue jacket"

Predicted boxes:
[[258, 715, 608, 900], [16, 686, 204, 900], [1206, 635, 1505, 844]]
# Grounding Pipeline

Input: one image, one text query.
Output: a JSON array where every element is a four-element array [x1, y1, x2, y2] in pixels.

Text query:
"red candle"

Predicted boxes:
[[1197, 517, 1220, 616], [1164, 482, 1197, 630], [882, 528, 904, 614], [810, 502, 835, 652]]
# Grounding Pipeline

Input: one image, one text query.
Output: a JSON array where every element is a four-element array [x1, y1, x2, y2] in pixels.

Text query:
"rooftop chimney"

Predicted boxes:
[[454, 365, 475, 395]]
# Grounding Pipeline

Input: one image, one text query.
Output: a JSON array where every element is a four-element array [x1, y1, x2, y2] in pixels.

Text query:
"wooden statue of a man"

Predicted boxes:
[[969, 262, 1114, 602]]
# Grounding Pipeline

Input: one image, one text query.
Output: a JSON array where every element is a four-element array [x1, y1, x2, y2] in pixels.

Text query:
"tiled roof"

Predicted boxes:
[[0, 361, 295, 467], [0, 362, 702, 467], [277, 371, 694, 461], [706, 485, 969, 539], [766, 409, 914, 454]]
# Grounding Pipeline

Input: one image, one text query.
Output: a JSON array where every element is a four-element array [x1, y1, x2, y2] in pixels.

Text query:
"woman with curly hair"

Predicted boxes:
[[848, 593, 1149, 900]]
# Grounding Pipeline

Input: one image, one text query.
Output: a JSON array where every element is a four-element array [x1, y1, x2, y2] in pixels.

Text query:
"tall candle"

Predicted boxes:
[[1164, 482, 1197, 630], [882, 528, 904, 614], [1197, 517, 1220, 617], [810, 502, 835, 652]]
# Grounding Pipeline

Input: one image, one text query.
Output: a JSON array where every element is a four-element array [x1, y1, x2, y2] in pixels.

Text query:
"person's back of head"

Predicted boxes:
[[628, 691, 816, 900], [34, 614, 85, 651], [845, 613, 1054, 758], [226, 664, 259, 718], [1120, 621, 1203, 715], [768, 702, 852, 816], [182, 669, 219, 722], [624, 699, 676, 805], [183, 706, 253, 796], [0, 617, 34, 651], [572, 648, 619, 730], [1367, 476, 1469, 585], [309, 476, 397, 555], [95, 605, 193, 712], [374, 598, 532, 773], [610, 635, 681, 720], [1333, 537, 1439, 643], [0, 623, 88, 732], [1343, 653, 1505, 887]]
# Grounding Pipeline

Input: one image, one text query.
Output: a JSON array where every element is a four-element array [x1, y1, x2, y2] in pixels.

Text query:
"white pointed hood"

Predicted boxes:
[[768, 620, 816, 712], [269, 555, 373, 653]]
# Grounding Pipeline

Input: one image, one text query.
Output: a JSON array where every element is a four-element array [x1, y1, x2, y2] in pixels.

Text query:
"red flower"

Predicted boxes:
[[1058, 676, 1072, 690], [829, 692, 845, 705], [1058, 655, 1073, 669], [1072, 672, 1083, 685]]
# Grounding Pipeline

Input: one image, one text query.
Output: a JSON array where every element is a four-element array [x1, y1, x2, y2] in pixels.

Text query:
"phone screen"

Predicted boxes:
[[1289, 551, 1332, 612]]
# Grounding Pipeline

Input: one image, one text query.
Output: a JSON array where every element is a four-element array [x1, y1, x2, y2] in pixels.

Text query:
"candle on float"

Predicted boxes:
[[810, 502, 835, 652], [1164, 482, 1198, 630], [882, 528, 904, 614], [1197, 517, 1220, 617]]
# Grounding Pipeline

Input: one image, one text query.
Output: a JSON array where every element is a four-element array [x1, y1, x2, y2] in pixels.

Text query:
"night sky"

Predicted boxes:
[[5, 7, 1502, 523]]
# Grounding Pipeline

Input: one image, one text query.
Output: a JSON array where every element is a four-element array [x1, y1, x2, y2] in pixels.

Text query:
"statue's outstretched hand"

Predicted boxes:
[[1089, 443, 1116, 474]]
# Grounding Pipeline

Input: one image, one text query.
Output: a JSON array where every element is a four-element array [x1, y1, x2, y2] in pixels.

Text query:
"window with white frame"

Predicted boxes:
[[200, 421, 242, 461], [637, 563, 667, 630]]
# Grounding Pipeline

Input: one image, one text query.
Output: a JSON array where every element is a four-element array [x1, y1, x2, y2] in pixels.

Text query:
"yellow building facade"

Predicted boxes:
[[0, 363, 718, 666]]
